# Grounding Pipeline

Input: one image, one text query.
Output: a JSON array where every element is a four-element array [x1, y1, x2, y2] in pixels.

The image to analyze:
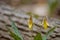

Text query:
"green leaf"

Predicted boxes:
[[42, 35, 47, 40], [10, 32, 21, 40], [46, 26, 57, 37], [8, 17, 23, 40], [8, 28, 21, 40], [42, 26, 57, 40], [34, 33, 42, 40]]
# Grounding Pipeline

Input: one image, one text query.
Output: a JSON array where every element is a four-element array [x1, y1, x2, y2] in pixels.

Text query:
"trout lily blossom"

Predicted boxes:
[[28, 16, 33, 30], [42, 17, 49, 30]]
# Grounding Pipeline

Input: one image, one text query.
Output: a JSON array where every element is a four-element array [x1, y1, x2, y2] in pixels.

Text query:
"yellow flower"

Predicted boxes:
[[28, 16, 33, 30], [42, 17, 49, 30]]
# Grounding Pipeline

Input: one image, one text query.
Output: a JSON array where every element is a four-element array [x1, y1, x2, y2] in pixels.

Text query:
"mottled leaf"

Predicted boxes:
[[7, 27, 21, 40], [42, 35, 47, 40], [34, 33, 42, 40], [46, 26, 57, 37], [8, 17, 23, 40]]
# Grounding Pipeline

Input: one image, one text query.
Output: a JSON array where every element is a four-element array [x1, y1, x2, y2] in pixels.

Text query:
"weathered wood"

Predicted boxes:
[[0, 2, 60, 40]]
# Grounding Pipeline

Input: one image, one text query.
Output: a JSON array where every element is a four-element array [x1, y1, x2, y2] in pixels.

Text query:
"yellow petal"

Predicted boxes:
[[28, 16, 33, 30], [42, 17, 49, 30]]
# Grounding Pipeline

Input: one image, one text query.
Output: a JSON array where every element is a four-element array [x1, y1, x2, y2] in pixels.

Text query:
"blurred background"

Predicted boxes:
[[0, 0, 60, 40], [0, 0, 60, 17]]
